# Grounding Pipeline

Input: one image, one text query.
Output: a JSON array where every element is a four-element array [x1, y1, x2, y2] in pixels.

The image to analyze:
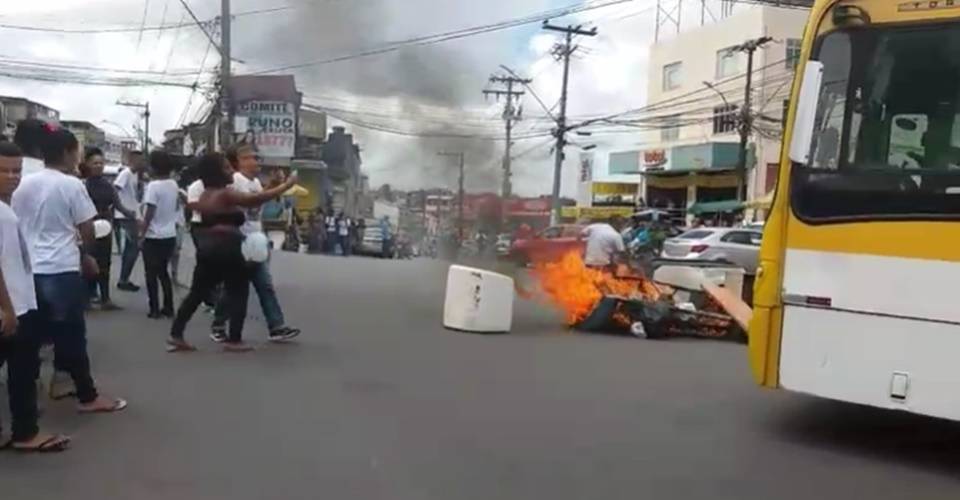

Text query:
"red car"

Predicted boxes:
[[508, 224, 586, 265]]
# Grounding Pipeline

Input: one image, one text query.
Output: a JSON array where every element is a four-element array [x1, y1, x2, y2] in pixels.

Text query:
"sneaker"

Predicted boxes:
[[268, 326, 301, 342], [209, 327, 227, 344], [117, 282, 140, 292]]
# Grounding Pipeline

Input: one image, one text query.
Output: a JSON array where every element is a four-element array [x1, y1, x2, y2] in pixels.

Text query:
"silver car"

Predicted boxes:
[[661, 228, 762, 274]]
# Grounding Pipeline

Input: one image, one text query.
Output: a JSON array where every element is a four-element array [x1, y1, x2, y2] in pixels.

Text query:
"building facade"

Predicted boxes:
[[604, 5, 808, 220]]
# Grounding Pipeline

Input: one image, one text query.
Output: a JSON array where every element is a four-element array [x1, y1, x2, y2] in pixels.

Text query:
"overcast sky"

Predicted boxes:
[[0, 0, 722, 196]]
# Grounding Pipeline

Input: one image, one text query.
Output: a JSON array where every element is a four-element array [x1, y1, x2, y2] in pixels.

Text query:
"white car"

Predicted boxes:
[[661, 227, 762, 274]]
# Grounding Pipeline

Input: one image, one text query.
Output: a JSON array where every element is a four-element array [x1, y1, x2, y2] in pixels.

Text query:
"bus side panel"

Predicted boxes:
[[780, 306, 960, 421]]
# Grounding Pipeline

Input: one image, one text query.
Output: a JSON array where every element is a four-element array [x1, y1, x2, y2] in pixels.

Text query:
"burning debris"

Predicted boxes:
[[527, 251, 747, 342]]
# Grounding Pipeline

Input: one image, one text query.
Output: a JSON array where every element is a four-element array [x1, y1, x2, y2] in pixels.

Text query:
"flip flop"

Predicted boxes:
[[78, 398, 128, 414], [166, 339, 197, 353], [12, 434, 70, 453]]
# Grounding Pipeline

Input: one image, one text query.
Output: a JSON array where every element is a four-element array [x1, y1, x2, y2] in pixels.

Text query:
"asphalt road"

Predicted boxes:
[[1, 251, 959, 499]]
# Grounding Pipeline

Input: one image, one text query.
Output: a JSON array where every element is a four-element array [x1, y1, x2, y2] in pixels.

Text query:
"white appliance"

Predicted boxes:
[[443, 265, 514, 333]]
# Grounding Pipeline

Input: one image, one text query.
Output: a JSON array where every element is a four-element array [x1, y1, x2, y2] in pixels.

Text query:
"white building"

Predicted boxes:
[[605, 4, 809, 219]]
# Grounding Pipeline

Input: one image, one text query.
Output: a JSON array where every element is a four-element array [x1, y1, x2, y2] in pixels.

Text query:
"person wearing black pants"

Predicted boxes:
[[142, 238, 176, 317], [167, 151, 297, 352], [140, 152, 181, 318], [81, 147, 135, 310]]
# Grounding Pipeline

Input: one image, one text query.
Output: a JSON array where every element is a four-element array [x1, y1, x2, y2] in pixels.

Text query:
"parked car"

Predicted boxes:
[[509, 224, 585, 265], [660, 228, 762, 274], [357, 222, 391, 258]]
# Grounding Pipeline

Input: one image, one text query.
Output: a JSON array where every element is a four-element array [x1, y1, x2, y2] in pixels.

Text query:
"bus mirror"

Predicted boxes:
[[788, 61, 824, 165]]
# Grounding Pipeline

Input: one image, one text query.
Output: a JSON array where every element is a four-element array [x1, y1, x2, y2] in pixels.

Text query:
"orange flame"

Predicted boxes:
[[530, 252, 659, 325]]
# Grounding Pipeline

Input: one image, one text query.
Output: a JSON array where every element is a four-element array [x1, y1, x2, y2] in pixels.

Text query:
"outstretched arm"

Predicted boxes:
[[226, 174, 297, 208]]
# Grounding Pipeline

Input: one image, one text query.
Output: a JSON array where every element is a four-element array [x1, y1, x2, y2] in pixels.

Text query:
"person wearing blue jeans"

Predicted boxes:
[[210, 145, 300, 342], [12, 126, 126, 413], [114, 151, 145, 291], [212, 259, 297, 341]]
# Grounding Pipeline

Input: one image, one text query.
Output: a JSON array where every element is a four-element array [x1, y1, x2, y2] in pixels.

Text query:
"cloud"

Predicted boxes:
[[4, 0, 658, 196]]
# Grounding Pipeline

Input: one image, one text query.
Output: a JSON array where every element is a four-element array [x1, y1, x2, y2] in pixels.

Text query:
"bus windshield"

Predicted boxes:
[[793, 23, 960, 221]]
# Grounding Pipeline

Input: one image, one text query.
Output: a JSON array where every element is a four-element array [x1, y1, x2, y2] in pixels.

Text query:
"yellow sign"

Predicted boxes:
[[591, 182, 639, 195], [561, 206, 634, 220]]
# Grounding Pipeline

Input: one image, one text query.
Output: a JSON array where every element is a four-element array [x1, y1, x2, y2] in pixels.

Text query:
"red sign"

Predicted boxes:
[[643, 149, 667, 168], [504, 197, 550, 216]]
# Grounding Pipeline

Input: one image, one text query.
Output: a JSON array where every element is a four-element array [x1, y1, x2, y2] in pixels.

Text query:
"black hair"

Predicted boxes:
[[84, 147, 104, 161], [196, 152, 231, 188], [225, 143, 254, 168], [149, 150, 175, 177], [0, 141, 23, 158], [13, 119, 46, 159], [40, 127, 79, 166]]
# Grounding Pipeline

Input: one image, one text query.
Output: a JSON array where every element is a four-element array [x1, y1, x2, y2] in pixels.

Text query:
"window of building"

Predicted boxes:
[[716, 46, 741, 79], [713, 104, 739, 134], [661, 115, 681, 141], [786, 38, 802, 70], [662, 61, 682, 90]]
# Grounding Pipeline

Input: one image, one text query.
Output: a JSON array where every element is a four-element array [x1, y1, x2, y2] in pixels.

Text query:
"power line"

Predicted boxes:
[[0, 5, 293, 34], [248, 0, 632, 74], [177, 0, 222, 53]]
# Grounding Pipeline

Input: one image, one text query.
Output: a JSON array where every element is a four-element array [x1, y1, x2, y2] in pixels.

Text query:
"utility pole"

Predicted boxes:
[[117, 101, 150, 152], [438, 152, 466, 243], [484, 74, 530, 198], [219, 0, 233, 150], [543, 21, 596, 224], [732, 36, 772, 201]]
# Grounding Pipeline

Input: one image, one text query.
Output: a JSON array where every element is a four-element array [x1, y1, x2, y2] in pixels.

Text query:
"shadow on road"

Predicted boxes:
[[770, 397, 960, 475]]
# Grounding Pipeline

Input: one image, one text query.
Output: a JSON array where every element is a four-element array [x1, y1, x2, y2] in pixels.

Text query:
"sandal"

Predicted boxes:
[[166, 339, 197, 353], [12, 434, 70, 453], [78, 397, 128, 414]]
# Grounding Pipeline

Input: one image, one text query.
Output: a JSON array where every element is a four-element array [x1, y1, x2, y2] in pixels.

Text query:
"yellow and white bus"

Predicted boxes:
[[750, 0, 960, 420]]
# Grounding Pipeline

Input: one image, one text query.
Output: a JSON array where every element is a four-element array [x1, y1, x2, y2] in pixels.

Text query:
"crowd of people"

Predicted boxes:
[[0, 119, 302, 452]]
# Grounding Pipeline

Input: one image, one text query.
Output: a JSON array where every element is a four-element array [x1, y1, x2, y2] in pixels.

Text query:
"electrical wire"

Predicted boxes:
[[0, 5, 294, 34], [177, 0, 222, 53], [248, 0, 634, 75]]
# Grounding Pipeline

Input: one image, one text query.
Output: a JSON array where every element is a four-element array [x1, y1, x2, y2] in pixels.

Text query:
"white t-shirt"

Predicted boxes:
[[21, 157, 44, 177], [0, 200, 36, 318], [186, 179, 205, 224], [143, 179, 181, 239], [230, 172, 263, 235], [12, 168, 97, 274], [582, 223, 626, 267], [113, 166, 141, 220]]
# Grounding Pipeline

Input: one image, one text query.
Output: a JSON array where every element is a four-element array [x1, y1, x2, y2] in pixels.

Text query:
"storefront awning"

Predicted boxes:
[[687, 199, 743, 215]]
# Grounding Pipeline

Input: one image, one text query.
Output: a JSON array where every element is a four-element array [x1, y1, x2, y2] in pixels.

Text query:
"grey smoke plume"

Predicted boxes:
[[234, 0, 555, 193]]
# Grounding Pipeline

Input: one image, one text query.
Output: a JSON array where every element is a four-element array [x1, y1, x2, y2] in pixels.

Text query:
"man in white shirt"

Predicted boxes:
[[113, 150, 145, 291], [211, 144, 300, 342], [12, 127, 126, 413], [581, 217, 626, 270], [139, 152, 180, 318], [0, 142, 70, 451]]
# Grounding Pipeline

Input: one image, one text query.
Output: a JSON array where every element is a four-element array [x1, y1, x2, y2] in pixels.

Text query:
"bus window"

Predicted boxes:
[[793, 24, 960, 221]]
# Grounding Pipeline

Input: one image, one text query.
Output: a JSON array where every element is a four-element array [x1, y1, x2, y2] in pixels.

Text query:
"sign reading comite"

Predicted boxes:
[[235, 101, 297, 158]]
